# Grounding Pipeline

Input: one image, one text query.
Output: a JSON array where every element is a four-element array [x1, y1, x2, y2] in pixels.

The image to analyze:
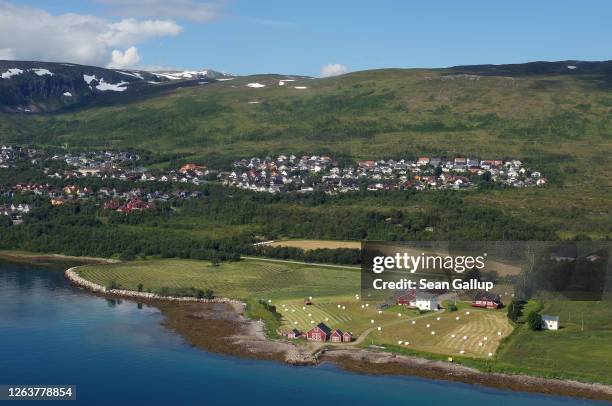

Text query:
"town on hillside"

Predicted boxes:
[[219, 154, 547, 194], [0, 145, 546, 224]]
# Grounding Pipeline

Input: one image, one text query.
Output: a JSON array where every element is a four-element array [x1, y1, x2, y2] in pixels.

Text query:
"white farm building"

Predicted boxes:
[[542, 315, 559, 330], [411, 292, 439, 311]]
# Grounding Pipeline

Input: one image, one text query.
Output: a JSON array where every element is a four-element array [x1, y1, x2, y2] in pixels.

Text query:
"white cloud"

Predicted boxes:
[[108, 46, 141, 68], [100, 19, 183, 47], [0, 47, 16, 59], [321, 63, 348, 78], [0, 2, 182, 66], [95, 0, 219, 23]]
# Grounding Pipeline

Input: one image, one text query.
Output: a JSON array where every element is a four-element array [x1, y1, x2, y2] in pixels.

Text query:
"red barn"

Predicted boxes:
[[471, 291, 502, 309], [395, 290, 416, 305], [306, 323, 331, 342], [342, 332, 353, 342], [330, 329, 344, 343]]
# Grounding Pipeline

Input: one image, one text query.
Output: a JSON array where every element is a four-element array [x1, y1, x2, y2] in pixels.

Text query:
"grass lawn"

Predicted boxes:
[[497, 300, 612, 384]]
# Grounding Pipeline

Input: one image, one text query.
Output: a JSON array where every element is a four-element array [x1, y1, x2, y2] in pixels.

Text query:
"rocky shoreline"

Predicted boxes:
[[321, 349, 612, 402], [64, 264, 612, 402]]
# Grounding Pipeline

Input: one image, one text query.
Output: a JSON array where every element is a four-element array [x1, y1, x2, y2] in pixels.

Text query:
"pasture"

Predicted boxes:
[[77, 258, 360, 300]]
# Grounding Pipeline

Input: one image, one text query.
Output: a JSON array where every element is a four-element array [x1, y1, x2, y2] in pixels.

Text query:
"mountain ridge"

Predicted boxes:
[[3, 59, 612, 113], [0, 60, 231, 113]]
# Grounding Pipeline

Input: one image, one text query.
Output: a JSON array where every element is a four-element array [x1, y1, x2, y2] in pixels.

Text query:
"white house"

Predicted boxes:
[[410, 292, 439, 311], [542, 315, 559, 330]]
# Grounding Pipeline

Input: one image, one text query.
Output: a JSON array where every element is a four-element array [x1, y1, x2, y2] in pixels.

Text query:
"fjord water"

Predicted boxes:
[[0, 262, 603, 406]]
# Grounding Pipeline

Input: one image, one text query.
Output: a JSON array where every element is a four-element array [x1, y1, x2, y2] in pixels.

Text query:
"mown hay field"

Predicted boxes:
[[376, 309, 513, 358], [276, 296, 414, 336]]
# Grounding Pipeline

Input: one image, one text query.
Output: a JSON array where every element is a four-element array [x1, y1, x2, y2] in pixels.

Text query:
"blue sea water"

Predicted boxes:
[[0, 261, 607, 406]]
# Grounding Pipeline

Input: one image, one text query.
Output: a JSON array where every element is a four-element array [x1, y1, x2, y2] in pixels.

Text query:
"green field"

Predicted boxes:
[[498, 300, 612, 383], [77, 258, 360, 300]]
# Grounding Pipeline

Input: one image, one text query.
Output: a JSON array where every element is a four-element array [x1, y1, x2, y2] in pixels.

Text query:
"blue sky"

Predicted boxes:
[[4, 0, 612, 76]]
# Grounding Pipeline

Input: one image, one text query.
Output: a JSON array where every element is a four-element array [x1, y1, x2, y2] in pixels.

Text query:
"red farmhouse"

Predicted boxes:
[[330, 329, 344, 343], [471, 291, 503, 309], [306, 323, 331, 342], [395, 290, 416, 305]]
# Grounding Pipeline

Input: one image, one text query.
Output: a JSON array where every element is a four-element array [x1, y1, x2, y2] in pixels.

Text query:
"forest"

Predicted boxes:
[[0, 180, 559, 264]]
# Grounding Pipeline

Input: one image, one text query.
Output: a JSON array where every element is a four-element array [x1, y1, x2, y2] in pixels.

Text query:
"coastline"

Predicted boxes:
[[0, 251, 118, 267], [322, 349, 612, 402], [3, 253, 609, 401], [62, 263, 612, 402]]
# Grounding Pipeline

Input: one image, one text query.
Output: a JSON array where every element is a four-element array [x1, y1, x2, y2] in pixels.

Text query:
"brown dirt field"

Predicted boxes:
[[269, 240, 361, 250]]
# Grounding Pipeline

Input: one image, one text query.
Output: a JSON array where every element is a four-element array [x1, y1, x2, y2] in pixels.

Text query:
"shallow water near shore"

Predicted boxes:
[[0, 261, 606, 406]]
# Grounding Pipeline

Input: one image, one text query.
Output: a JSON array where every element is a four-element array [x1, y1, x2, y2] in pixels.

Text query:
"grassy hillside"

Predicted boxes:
[[1, 65, 611, 236]]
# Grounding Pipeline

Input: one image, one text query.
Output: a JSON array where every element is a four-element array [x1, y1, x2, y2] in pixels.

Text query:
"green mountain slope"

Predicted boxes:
[[0, 61, 610, 236]]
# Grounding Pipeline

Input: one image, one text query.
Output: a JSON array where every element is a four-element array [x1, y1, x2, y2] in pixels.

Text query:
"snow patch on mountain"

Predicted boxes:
[[32, 68, 53, 76], [83, 74, 129, 91], [1, 67, 55, 78], [96, 79, 129, 92], [117, 70, 143, 80], [247, 82, 265, 88], [152, 70, 216, 80], [1, 68, 24, 79], [63, 92, 72, 97], [83, 74, 97, 85], [294, 86, 308, 89]]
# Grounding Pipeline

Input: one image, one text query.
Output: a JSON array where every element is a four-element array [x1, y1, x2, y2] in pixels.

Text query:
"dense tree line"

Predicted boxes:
[[0, 180, 560, 265]]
